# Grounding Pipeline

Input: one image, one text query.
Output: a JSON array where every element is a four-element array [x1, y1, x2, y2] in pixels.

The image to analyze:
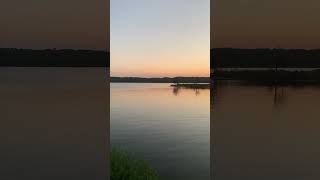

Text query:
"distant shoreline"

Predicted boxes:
[[110, 77, 210, 83], [0, 48, 109, 67], [211, 48, 320, 68]]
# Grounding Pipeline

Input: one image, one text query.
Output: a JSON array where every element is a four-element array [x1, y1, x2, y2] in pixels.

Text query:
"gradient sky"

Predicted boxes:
[[0, 0, 109, 50], [211, 0, 320, 49], [111, 0, 210, 77]]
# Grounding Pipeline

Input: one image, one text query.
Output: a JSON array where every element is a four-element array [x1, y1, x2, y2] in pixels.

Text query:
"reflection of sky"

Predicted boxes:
[[211, 82, 320, 180], [1, 68, 109, 180], [111, 83, 209, 113], [111, 0, 210, 77], [111, 83, 209, 180]]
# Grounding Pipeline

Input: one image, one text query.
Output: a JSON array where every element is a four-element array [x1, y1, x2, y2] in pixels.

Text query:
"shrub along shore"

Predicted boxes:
[[111, 149, 160, 180]]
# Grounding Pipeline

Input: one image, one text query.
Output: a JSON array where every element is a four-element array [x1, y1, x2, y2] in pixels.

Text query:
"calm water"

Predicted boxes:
[[111, 83, 210, 180], [211, 81, 320, 180], [0, 67, 109, 180]]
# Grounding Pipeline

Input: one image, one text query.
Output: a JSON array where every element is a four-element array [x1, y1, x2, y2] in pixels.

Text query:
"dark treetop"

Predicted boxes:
[[211, 48, 320, 68], [0, 49, 109, 67]]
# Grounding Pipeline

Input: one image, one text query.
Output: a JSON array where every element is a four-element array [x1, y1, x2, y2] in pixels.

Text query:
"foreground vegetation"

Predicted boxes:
[[111, 149, 160, 180]]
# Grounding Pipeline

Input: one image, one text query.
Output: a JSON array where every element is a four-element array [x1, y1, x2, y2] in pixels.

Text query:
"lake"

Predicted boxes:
[[0, 67, 109, 180], [211, 81, 320, 180], [111, 83, 210, 180]]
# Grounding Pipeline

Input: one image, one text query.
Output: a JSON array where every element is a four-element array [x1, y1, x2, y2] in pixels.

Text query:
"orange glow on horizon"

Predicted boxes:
[[111, 57, 210, 77], [111, 67, 209, 77]]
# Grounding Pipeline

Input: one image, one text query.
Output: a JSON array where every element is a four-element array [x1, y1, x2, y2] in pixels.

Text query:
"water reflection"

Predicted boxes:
[[211, 80, 320, 180], [111, 83, 210, 180], [0, 68, 109, 180], [172, 86, 205, 96], [273, 85, 287, 108], [172, 86, 181, 96]]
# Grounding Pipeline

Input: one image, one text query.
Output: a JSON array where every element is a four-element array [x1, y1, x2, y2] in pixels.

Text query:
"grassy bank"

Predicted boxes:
[[111, 149, 160, 180]]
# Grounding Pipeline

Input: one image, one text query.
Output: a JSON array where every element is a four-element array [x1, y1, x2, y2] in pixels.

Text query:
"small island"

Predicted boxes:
[[170, 83, 210, 89]]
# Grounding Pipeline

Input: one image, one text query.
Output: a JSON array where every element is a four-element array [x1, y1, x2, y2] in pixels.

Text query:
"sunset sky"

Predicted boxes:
[[211, 0, 320, 49], [111, 0, 210, 77]]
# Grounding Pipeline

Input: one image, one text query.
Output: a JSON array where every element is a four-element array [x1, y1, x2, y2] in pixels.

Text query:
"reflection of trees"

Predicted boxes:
[[194, 89, 200, 96], [210, 79, 216, 180], [172, 86, 204, 96], [273, 84, 287, 108], [172, 87, 181, 96], [210, 80, 290, 109], [210, 80, 218, 108]]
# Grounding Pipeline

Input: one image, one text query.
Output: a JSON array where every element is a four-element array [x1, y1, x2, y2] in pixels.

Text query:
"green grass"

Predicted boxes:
[[111, 149, 160, 180]]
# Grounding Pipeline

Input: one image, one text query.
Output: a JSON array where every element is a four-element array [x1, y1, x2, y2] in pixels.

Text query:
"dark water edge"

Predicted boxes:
[[211, 70, 320, 82]]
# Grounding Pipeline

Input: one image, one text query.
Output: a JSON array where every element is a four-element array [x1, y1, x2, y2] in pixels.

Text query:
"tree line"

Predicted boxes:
[[0, 48, 109, 67]]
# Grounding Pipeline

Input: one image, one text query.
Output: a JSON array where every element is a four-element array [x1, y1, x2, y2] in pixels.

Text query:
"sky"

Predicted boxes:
[[0, 0, 109, 50], [111, 0, 210, 77], [211, 0, 320, 49]]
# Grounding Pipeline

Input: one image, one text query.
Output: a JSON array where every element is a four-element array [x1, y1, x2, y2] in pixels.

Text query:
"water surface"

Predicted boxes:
[[0, 67, 109, 180], [211, 81, 320, 180], [111, 83, 210, 180]]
